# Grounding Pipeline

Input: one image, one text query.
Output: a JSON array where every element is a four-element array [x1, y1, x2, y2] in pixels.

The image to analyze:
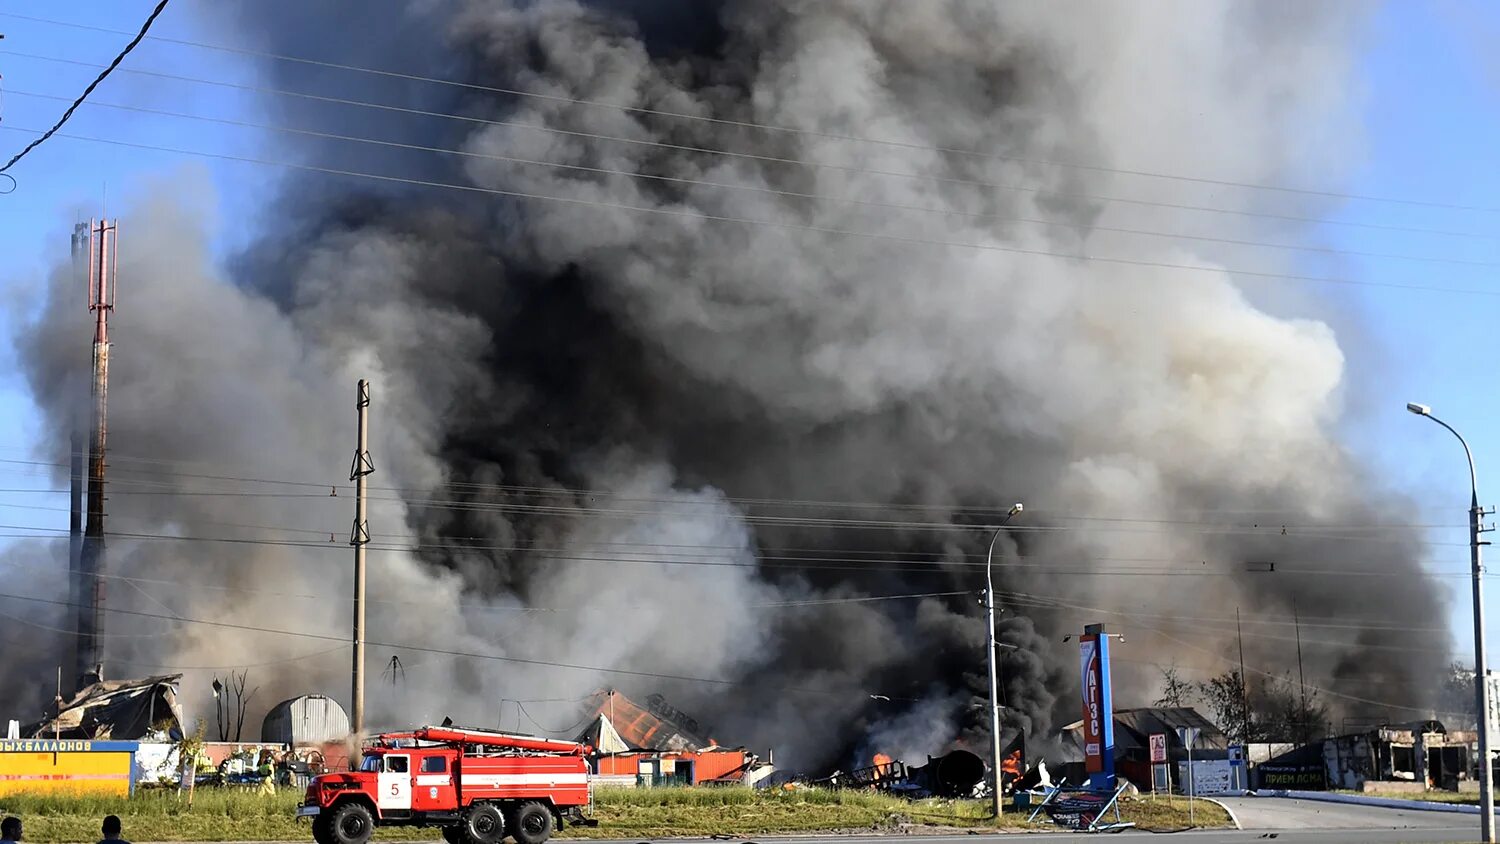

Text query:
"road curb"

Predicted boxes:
[[1257, 789, 1481, 815], [1198, 796, 1242, 829]]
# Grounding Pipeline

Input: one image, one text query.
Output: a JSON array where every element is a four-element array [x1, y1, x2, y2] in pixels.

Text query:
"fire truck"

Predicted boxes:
[[297, 725, 593, 844]]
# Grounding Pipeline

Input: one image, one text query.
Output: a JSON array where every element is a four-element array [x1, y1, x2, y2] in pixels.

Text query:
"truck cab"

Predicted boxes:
[[362, 746, 461, 815]]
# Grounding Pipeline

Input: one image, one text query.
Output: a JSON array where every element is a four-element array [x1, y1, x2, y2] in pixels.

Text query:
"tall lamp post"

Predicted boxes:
[[1408, 402, 1494, 841], [986, 503, 1024, 817]]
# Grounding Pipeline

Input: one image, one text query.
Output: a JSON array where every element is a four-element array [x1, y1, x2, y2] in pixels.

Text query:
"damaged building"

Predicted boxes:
[[1261, 720, 1478, 792], [576, 690, 773, 786], [22, 674, 184, 741]]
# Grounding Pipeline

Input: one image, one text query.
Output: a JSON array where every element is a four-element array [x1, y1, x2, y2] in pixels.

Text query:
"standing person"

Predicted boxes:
[[96, 815, 128, 843], [1, 816, 21, 841], [256, 751, 276, 796]]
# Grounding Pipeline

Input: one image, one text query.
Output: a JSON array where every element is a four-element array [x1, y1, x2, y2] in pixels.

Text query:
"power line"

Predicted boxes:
[[4, 554, 1456, 654], [3, 11, 1495, 214], [5, 49, 1500, 247], [5, 123, 1496, 300], [0, 583, 1458, 718], [1, 453, 1483, 530], [0, 589, 917, 701], [996, 589, 1458, 714], [7, 87, 1498, 272], [0, 449, 1480, 528], [109, 643, 350, 672], [0, 458, 1479, 538], [0, 524, 1483, 584], [995, 588, 1452, 633], [0, 1, 170, 174], [0, 555, 971, 615]]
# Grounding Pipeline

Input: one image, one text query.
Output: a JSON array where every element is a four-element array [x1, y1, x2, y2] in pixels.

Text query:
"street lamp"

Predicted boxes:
[[986, 503, 1023, 817], [1407, 401, 1494, 842]]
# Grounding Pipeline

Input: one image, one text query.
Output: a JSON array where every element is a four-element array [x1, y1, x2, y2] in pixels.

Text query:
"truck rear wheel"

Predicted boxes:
[[441, 826, 464, 844], [461, 802, 506, 844], [328, 802, 374, 844], [510, 801, 554, 844]]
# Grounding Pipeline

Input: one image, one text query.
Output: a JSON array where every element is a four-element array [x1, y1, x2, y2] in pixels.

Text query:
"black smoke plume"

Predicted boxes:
[[5, 0, 1449, 771]]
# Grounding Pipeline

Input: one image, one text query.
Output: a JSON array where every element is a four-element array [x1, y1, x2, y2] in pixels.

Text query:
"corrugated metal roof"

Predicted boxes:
[[261, 695, 351, 745]]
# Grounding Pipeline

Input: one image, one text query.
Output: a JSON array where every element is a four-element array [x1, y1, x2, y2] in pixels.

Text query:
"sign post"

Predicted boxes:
[[1177, 727, 1200, 825], [1149, 733, 1167, 800], [1078, 623, 1116, 792]]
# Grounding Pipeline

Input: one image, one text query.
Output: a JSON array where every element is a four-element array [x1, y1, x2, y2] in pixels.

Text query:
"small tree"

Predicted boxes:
[[175, 721, 206, 808], [1197, 670, 1256, 745], [1257, 673, 1329, 745], [1439, 662, 1477, 729], [1154, 664, 1195, 708], [212, 671, 259, 742]]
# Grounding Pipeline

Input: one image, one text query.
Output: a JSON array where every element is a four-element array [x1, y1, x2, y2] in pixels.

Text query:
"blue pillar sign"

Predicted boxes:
[[1078, 623, 1115, 791]]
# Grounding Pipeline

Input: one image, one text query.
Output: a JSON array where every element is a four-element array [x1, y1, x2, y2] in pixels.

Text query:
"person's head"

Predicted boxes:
[[101, 815, 121, 839], [1, 816, 21, 841]]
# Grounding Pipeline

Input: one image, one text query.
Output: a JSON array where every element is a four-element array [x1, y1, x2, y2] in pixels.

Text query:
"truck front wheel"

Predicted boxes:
[[461, 803, 506, 844], [328, 802, 375, 844], [510, 801, 554, 844], [312, 814, 334, 844]]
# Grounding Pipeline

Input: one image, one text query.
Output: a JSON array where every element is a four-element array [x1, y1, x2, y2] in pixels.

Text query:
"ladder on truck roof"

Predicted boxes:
[[400, 725, 586, 755]]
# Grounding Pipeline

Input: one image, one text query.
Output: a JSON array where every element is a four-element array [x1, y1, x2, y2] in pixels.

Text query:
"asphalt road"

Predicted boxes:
[[1219, 795, 1471, 830]]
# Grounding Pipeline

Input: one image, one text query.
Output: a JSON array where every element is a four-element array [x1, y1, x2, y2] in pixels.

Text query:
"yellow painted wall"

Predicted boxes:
[[0, 749, 132, 796]]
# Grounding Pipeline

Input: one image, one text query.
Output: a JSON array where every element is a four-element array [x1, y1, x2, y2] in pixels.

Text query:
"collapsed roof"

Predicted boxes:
[[24, 674, 184, 740], [579, 689, 712, 752]]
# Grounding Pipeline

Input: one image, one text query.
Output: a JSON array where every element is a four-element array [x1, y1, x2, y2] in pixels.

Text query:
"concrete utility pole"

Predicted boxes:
[[1407, 402, 1494, 842], [76, 218, 117, 687], [350, 379, 373, 737], [985, 503, 1023, 817]]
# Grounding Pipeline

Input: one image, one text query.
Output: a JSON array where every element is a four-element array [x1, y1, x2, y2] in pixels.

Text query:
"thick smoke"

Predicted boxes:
[[6, 0, 1453, 770]]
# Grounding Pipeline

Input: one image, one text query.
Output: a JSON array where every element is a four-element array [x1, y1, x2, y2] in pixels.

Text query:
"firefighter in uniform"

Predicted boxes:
[[256, 751, 276, 796]]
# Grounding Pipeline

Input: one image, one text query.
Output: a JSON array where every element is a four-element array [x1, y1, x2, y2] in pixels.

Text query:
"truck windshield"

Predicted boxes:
[[360, 755, 381, 772]]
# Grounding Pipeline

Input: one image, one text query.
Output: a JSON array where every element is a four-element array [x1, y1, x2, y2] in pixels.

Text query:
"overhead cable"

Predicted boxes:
[[3, 11, 1496, 213], [0, 0, 171, 174], [7, 87, 1497, 271]]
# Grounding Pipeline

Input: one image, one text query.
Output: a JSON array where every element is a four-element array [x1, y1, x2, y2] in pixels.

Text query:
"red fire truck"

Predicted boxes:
[[297, 725, 593, 844]]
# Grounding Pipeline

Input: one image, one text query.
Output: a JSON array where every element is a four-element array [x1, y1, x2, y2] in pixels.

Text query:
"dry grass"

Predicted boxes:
[[0, 784, 1231, 842]]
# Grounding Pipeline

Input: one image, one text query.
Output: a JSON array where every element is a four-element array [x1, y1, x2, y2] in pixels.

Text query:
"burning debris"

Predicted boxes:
[[816, 749, 987, 799]]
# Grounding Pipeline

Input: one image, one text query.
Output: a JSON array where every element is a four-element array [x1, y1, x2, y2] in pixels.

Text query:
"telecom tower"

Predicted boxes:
[[74, 219, 116, 688]]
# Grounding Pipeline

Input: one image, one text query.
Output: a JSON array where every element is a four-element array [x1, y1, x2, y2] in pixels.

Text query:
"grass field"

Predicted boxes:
[[0, 786, 1231, 842]]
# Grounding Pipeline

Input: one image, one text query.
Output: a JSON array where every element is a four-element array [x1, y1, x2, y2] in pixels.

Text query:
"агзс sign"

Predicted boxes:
[[1077, 623, 1115, 789]]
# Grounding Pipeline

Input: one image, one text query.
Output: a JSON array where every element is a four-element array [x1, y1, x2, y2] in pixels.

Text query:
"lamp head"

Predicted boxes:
[[1008, 503, 1023, 517], [1407, 402, 1432, 416]]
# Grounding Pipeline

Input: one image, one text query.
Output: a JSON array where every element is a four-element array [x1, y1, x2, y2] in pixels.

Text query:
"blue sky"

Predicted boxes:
[[1, 2, 1499, 679]]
